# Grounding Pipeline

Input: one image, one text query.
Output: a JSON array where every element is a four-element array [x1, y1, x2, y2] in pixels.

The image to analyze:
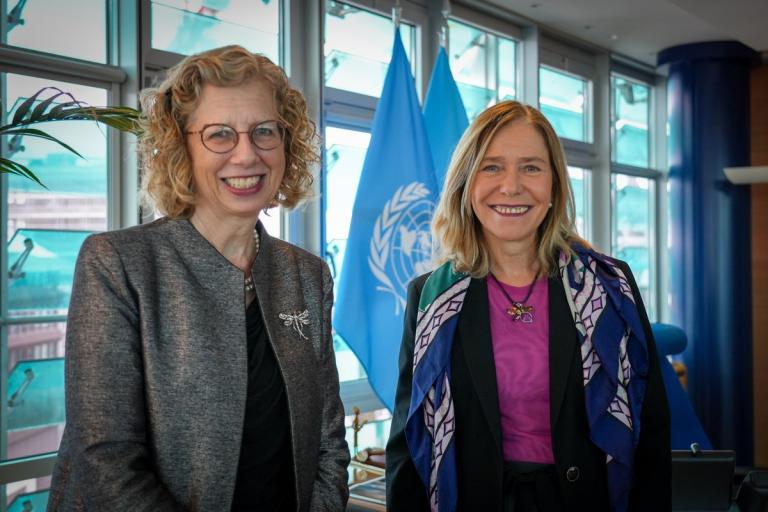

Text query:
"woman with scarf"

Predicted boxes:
[[386, 101, 670, 511]]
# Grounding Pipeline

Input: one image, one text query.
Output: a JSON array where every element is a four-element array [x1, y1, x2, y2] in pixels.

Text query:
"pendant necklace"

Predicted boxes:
[[489, 269, 540, 323], [243, 228, 261, 294]]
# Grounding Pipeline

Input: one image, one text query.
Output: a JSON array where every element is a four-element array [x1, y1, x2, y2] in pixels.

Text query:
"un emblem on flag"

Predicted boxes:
[[369, 182, 435, 314]]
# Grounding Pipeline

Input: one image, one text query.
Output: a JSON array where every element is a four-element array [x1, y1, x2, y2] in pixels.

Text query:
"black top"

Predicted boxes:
[[231, 299, 295, 512]]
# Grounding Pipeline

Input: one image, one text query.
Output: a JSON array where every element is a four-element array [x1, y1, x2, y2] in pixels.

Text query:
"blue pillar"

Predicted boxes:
[[658, 42, 756, 464]]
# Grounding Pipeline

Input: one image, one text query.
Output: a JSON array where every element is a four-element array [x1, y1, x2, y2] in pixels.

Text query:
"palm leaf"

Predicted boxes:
[[0, 87, 142, 187], [10, 88, 46, 125], [29, 89, 73, 122], [3, 128, 84, 158], [1, 103, 141, 135], [0, 157, 46, 188]]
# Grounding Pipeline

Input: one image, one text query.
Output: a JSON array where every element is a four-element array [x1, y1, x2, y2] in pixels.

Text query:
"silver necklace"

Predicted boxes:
[[243, 228, 260, 294]]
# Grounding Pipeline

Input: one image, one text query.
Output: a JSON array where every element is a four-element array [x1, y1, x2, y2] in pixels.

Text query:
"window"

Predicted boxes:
[[150, 0, 280, 61], [611, 174, 655, 317], [610, 72, 658, 319], [612, 76, 650, 167], [322, 2, 427, 419], [1, 2, 125, 496], [539, 66, 592, 143], [448, 19, 517, 120], [2, 73, 110, 474], [6, 349, 66, 460], [324, 126, 370, 382], [4, 0, 107, 63], [5, 76, 109, 316], [568, 167, 591, 240], [2, 477, 50, 511], [324, 1, 416, 98]]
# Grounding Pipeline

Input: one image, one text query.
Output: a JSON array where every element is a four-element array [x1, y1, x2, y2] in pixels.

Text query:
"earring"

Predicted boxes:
[[548, 201, 553, 208]]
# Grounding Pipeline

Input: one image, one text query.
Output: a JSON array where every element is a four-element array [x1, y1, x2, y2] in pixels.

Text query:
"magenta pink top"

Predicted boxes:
[[487, 276, 555, 464]]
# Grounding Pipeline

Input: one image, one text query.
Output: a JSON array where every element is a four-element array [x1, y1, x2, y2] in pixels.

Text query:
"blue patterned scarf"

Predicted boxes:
[[405, 244, 649, 512]]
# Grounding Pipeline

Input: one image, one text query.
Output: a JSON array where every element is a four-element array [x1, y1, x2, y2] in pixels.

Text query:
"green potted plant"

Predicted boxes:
[[0, 87, 141, 187]]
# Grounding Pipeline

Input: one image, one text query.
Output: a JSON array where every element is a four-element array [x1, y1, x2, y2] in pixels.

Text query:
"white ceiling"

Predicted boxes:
[[487, 0, 768, 66]]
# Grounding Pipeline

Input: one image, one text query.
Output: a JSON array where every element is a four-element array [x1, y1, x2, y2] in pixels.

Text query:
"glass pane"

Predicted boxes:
[[539, 66, 591, 142], [151, 0, 280, 61], [498, 37, 517, 102], [7, 230, 92, 316], [259, 208, 281, 239], [324, 1, 415, 98], [5, 322, 66, 461], [448, 19, 517, 121], [334, 336, 367, 381], [568, 167, 590, 240], [5, 74, 107, 318], [613, 76, 650, 167], [5, 0, 106, 63], [4, 478, 51, 511], [612, 174, 654, 319], [325, 126, 370, 381]]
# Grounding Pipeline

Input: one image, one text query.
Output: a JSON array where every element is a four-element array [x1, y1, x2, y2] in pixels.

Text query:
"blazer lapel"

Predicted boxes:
[[457, 277, 503, 451], [249, 227, 323, 450], [548, 274, 580, 428]]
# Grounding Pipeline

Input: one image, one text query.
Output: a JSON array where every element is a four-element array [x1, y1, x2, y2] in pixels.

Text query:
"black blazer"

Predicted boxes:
[[386, 261, 671, 511]]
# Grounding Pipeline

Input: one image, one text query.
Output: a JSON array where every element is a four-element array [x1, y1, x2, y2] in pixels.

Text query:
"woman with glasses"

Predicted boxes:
[[48, 46, 349, 512], [386, 101, 670, 511]]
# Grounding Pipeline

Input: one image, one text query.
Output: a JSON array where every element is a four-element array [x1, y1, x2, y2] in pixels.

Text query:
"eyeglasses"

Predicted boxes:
[[185, 121, 285, 154]]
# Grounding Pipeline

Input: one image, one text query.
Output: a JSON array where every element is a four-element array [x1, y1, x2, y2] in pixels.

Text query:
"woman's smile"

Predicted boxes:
[[221, 175, 265, 194], [490, 204, 532, 216]]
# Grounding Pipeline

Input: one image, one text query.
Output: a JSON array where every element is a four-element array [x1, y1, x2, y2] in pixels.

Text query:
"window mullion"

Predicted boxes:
[[1, 73, 10, 467]]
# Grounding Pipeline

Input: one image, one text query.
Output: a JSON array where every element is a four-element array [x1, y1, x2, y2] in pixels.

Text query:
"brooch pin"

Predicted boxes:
[[279, 310, 310, 340]]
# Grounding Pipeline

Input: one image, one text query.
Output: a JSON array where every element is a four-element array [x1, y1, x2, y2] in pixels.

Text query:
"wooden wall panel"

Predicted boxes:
[[751, 64, 768, 467]]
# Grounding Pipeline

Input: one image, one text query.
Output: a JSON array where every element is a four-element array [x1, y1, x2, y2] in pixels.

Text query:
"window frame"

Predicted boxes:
[[608, 65, 667, 321], [0, 0, 137, 499], [446, 10, 523, 120], [141, 0, 285, 71], [321, 0, 428, 418]]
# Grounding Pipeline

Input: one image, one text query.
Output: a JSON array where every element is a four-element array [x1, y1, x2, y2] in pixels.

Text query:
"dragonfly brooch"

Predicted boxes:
[[279, 310, 310, 340]]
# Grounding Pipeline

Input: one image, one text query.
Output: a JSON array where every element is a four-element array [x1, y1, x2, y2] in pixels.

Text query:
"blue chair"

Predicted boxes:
[[650, 323, 713, 450]]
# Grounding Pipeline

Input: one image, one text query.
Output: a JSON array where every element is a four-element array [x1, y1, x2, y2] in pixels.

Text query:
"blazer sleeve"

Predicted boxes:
[[309, 262, 351, 510], [620, 261, 672, 512], [386, 276, 430, 511], [48, 235, 180, 512]]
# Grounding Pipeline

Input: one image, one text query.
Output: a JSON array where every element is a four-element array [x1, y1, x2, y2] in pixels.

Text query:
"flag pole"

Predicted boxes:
[[392, 0, 402, 28], [439, 0, 450, 49]]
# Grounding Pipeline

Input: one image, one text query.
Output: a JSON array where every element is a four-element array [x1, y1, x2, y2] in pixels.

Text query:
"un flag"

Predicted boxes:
[[423, 46, 468, 191], [333, 30, 438, 412]]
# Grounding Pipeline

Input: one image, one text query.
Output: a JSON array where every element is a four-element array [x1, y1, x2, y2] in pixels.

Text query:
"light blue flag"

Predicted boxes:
[[423, 46, 469, 191], [333, 30, 438, 412]]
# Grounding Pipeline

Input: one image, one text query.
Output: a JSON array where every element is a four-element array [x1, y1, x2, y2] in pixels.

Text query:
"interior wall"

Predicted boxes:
[[751, 63, 768, 467]]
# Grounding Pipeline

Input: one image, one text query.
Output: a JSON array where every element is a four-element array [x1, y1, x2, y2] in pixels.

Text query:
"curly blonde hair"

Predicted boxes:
[[138, 45, 318, 218], [432, 100, 587, 278]]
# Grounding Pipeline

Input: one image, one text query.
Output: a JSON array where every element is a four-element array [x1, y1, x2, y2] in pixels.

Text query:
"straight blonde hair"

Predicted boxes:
[[432, 101, 587, 278]]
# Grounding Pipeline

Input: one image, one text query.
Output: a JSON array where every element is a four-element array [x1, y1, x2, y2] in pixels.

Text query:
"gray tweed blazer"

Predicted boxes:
[[47, 217, 349, 511]]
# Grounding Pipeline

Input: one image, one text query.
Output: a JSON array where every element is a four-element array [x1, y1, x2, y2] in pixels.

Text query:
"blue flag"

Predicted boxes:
[[333, 30, 438, 412], [423, 46, 469, 191]]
